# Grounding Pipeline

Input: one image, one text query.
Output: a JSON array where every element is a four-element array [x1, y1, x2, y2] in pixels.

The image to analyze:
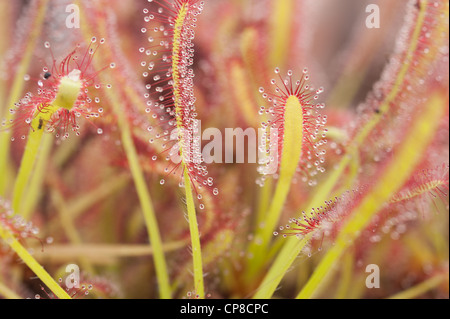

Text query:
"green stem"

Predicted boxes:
[[252, 235, 310, 298], [52, 189, 96, 275], [68, 174, 129, 219], [268, 0, 295, 69], [0, 225, 71, 299], [335, 249, 354, 299], [35, 241, 188, 261], [183, 168, 205, 299], [296, 243, 344, 299], [12, 128, 45, 214], [255, 177, 273, 228], [388, 274, 447, 299], [305, 155, 351, 216], [116, 105, 172, 299], [261, 174, 294, 247], [21, 132, 53, 219]]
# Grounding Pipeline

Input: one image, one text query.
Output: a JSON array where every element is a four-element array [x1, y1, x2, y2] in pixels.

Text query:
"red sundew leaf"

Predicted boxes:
[[341, 1, 449, 195], [276, 190, 363, 242], [353, 0, 448, 130], [359, 165, 449, 251], [80, 5, 157, 120], [277, 167, 448, 254], [0, 198, 43, 250], [7, 39, 109, 139], [258, 68, 328, 187], [391, 163, 449, 205], [141, 0, 218, 197]]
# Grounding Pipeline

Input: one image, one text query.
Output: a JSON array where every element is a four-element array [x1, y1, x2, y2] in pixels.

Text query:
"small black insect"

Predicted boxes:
[[38, 118, 43, 130], [415, 0, 421, 10], [43, 72, 52, 80], [374, 108, 381, 114]]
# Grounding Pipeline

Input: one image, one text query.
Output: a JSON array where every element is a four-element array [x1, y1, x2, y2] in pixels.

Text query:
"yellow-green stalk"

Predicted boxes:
[[12, 70, 82, 214], [0, 223, 71, 299], [171, 2, 205, 299]]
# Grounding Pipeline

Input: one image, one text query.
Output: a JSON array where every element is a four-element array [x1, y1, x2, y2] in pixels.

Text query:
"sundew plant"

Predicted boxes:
[[0, 0, 448, 300]]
